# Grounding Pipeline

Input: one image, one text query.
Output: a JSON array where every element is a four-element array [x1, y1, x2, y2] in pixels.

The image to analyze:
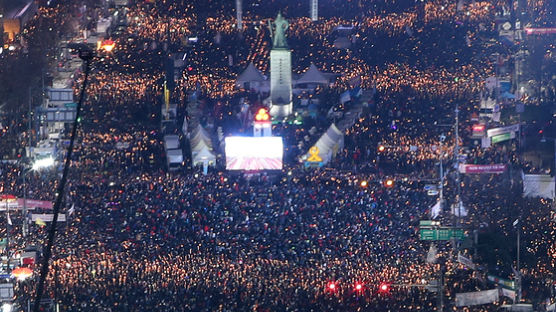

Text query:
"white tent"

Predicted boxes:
[[190, 125, 216, 166], [305, 123, 344, 164], [236, 62, 267, 91], [295, 63, 328, 85]]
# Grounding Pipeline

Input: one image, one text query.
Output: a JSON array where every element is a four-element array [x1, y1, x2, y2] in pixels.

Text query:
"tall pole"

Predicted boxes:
[[438, 262, 445, 312], [452, 102, 461, 255], [517, 221, 521, 302], [5, 198, 9, 274], [23, 169, 27, 237], [439, 134, 445, 203], [455, 102, 461, 216], [235, 0, 243, 30], [24, 87, 32, 238]]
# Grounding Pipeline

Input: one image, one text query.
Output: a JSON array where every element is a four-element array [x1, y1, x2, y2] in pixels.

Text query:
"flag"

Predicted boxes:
[[426, 243, 437, 264], [431, 200, 442, 219], [340, 91, 351, 104], [547, 302, 555, 311], [405, 25, 414, 37], [512, 266, 519, 278], [457, 0, 464, 11], [7, 213, 12, 226], [513, 219, 519, 227], [68, 203, 75, 216], [35, 218, 46, 227], [452, 201, 468, 217]]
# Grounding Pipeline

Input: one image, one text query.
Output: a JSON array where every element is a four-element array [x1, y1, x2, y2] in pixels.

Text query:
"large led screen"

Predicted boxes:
[[225, 136, 283, 170]]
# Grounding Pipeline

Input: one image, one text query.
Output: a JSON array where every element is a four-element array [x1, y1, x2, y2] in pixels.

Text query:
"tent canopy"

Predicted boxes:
[[296, 63, 328, 85], [236, 62, 266, 83], [190, 125, 216, 166]]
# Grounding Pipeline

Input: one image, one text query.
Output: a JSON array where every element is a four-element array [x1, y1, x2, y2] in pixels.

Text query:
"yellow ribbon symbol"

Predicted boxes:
[[307, 146, 322, 162]]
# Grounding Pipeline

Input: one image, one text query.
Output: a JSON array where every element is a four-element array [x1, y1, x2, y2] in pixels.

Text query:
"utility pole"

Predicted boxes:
[[516, 219, 522, 302], [438, 264, 445, 312], [23, 88, 32, 238], [439, 134, 445, 203], [452, 102, 461, 255]]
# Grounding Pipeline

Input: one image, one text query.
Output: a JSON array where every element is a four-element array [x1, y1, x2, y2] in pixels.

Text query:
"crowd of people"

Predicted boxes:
[[0, 0, 554, 311]]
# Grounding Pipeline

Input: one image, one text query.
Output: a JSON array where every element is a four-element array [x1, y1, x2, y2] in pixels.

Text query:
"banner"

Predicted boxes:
[[525, 27, 556, 35], [31, 214, 66, 222], [459, 164, 507, 174], [457, 253, 476, 270], [500, 288, 516, 300], [456, 289, 499, 307], [18, 199, 53, 209], [487, 275, 516, 290], [0, 201, 20, 210], [522, 174, 555, 199], [0, 199, 52, 210]]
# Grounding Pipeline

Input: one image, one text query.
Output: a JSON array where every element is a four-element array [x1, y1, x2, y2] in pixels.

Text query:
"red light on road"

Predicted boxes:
[[327, 282, 337, 291], [355, 282, 363, 291]]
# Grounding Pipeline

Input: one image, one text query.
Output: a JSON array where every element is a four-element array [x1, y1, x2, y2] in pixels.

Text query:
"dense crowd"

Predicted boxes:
[[0, 0, 554, 311]]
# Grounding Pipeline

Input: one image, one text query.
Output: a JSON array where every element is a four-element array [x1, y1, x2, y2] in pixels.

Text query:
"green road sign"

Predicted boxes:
[[420, 220, 435, 227], [420, 229, 437, 240], [420, 228, 465, 241], [491, 132, 513, 144]]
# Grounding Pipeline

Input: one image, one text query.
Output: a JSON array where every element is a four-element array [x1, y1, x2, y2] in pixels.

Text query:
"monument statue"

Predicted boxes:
[[268, 12, 289, 49]]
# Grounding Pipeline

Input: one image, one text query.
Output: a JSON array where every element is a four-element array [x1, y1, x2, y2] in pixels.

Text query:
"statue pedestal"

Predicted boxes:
[[269, 49, 293, 118]]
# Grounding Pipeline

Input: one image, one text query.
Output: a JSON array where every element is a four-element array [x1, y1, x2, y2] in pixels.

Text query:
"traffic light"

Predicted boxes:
[[255, 108, 270, 122]]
